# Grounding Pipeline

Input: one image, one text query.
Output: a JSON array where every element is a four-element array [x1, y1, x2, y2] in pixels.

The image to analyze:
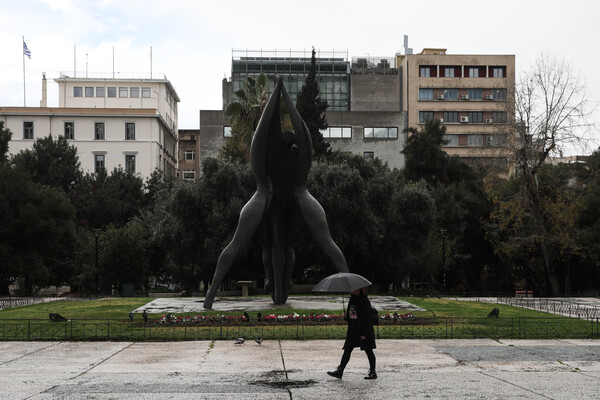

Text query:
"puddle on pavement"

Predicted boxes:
[[250, 379, 317, 389]]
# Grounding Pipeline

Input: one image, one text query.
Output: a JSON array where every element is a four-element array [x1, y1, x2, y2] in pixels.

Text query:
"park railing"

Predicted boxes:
[[0, 297, 93, 311], [0, 317, 597, 341], [496, 297, 600, 320]]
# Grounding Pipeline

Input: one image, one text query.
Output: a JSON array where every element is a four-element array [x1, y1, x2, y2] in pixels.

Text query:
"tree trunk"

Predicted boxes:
[[526, 172, 561, 296]]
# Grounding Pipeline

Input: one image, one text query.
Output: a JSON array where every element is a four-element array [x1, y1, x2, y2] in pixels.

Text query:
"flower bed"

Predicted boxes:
[[154, 312, 415, 325]]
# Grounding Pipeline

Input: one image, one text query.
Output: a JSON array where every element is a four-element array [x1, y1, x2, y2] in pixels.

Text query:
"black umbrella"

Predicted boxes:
[[312, 272, 372, 310]]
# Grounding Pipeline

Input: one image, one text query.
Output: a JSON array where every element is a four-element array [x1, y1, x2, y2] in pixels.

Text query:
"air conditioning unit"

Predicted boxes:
[[461, 94, 469, 100], [485, 94, 494, 100], [439, 118, 444, 123], [460, 116, 469, 123], [485, 118, 493, 123], [437, 94, 444, 100]]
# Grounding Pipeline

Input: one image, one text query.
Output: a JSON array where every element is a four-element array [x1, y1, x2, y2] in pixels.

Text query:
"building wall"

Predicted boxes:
[[178, 129, 200, 180], [350, 74, 401, 112], [198, 110, 227, 165], [326, 111, 405, 170], [1, 107, 175, 179], [400, 53, 515, 166]]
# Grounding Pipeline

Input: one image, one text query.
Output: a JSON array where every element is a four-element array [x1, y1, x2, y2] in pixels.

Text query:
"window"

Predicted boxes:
[[184, 150, 196, 160], [442, 134, 458, 147], [443, 112, 458, 123], [23, 121, 34, 139], [444, 67, 455, 77], [64, 122, 75, 139], [85, 87, 94, 97], [491, 66, 506, 78], [443, 89, 458, 100], [492, 112, 508, 123], [468, 67, 479, 78], [119, 87, 128, 97], [418, 88, 434, 100], [73, 87, 82, 97], [363, 152, 374, 160], [183, 170, 196, 180], [94, 122, 105, 140], [419, 111, 434, 124], [492, 89, 507, 101], [94, 154, 105, 173], [468, 135, 484, 147], [468, 112, 483, 123], [419, 66, 431, 77], [363, 127, 398, 139], [142, 87, 151, 98], [223, 126, 233, 137], [130, 87, 139, 98], [321, 127, 351, 138], [125, 155, 136, 173], [107, 87, 117, 97], [125, 123, 135, 140], [96, 87, 105, 97], [485, 134, 506, 147], [468, 89, 482, 100]]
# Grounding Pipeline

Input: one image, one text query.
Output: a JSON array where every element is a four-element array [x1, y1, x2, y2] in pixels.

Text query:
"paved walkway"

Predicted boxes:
[[1, 339, 599, 399]]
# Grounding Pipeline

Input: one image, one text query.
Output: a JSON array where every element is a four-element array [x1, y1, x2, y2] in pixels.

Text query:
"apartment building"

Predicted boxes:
[[2, 73, 180, 179], [399, 49, 515, 169]]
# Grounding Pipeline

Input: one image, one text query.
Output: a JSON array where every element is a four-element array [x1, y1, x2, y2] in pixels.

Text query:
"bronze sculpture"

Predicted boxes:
[[203, 78, 348, 308]]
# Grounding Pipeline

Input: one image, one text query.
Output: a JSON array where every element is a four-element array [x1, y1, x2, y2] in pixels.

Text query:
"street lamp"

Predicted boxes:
[[440, 227, 447, 293], [93, 229, 100, 297]]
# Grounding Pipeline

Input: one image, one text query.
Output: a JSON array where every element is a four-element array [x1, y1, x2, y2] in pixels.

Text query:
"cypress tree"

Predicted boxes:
[[296, 47, 331, 159]]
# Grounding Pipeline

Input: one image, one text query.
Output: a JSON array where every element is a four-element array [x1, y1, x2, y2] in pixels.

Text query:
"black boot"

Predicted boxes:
[[327, 366, 344, 379], [364, 370, 377, 380]]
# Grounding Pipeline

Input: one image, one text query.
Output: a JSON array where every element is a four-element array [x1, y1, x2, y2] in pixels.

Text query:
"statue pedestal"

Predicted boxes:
[[237, 281, 253, 297]]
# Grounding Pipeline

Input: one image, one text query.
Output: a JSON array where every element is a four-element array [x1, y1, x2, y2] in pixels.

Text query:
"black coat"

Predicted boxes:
[[343, 292, 376, 350]]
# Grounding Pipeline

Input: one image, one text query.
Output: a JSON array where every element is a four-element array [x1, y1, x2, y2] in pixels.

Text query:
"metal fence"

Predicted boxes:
[[0, 297, 93, 311], [496, 297, 600, 320], [0, 317, 597, 341]]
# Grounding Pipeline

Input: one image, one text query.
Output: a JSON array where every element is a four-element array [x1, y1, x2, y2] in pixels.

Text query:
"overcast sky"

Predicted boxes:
[[1, 0, 599, 148]]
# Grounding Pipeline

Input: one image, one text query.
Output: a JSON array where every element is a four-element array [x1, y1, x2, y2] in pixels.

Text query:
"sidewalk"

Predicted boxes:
[[1, 339, 599, 399]]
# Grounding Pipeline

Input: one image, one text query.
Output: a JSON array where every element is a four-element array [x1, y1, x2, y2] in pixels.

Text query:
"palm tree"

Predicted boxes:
[[222, 73, 269, 162]]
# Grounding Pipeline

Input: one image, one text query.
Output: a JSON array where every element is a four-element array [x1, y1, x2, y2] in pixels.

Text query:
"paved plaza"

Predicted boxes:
[[1, 339, 599, 399], [133, 295, 424, 314]]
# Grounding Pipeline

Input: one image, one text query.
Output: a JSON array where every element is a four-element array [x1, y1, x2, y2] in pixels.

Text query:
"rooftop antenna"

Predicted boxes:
[[112, 46, 115, 78], [86, 53, 88, 78], [74, 45, 76, 78], [150, 46, 153, 79]]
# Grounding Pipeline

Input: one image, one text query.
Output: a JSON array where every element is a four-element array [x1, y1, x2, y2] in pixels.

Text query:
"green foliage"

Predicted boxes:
[[296, 47, 331, 159], [0, 121, 12, 164], [70, 168, 144, 229], [222, 73, 268, 162], [0, 165, 76, 294], [12, 134, 82, 193]]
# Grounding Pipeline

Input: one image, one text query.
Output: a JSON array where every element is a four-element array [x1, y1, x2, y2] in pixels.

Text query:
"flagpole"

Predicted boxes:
[[23, 36, 26, 106]]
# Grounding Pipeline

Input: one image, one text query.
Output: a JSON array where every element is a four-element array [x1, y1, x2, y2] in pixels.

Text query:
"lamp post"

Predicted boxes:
[[93, 230, 100, 297], [440, 227, 447, 293]]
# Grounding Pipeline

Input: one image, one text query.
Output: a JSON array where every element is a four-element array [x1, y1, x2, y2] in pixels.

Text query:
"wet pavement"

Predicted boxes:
[[1, 339, 599, 399]]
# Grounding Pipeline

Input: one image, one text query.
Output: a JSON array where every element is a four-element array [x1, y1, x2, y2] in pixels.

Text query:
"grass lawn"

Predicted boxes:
[[0, 296, 596, 341]]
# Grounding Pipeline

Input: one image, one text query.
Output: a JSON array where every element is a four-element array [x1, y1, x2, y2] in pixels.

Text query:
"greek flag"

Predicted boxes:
[[23, 41, 31, 59]]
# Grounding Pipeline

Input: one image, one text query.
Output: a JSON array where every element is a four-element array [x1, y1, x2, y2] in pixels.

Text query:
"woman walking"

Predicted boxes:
[[327, 287, 377, 380]]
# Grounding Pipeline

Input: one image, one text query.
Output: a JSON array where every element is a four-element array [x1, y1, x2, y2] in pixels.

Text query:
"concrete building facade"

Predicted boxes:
[[193, 45, 515, 177], [2, 73, 180, 180], [400, 49, 515, 169]]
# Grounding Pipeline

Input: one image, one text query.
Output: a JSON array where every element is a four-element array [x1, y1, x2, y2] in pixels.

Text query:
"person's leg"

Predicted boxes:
[[364, 349, 377, 379], [328, 347, 353, 379]]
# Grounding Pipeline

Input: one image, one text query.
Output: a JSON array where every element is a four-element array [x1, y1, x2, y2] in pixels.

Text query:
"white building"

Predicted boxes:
[[1, 73, 180, 179]]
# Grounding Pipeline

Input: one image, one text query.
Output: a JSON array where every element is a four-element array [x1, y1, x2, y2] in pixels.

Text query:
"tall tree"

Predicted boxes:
[[498, 54, 595, 295], [12, 134, 82, 193], [296, 47, 331, 159], [222, 73, 269, 163]]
